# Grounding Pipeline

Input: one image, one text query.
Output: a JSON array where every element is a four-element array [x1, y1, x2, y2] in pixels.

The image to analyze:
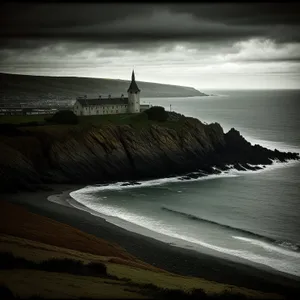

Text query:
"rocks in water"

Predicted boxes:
[[244, 163, 262, 171], [121, 181, 141, 186], [233, 164, 247, 171], [211, 167, 222, 174], [0, 115, 299, 192]]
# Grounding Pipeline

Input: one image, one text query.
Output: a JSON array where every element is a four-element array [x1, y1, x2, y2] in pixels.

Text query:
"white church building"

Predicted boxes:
[[73, 71, 150, 116]]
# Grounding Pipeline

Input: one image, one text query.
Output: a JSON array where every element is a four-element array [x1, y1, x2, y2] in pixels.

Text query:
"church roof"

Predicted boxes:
[[127, 70, 140, 93], [77, 97, 128, 107]]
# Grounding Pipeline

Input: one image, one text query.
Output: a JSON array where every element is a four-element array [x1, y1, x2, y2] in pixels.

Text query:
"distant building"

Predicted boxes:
[[73, 70, 150, 116]]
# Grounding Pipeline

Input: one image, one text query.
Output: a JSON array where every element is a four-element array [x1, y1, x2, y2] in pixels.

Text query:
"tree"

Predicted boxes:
[[144, 106, 168, 122], [46, 110, 78, 124]]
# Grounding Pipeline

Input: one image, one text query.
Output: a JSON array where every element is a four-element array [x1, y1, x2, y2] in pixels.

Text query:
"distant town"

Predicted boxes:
[[0, 99, 74, 116], [0, 70, 149, 116]]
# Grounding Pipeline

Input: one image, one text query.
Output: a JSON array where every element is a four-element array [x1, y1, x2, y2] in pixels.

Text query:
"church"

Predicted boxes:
[[73, 71, 150, 116]]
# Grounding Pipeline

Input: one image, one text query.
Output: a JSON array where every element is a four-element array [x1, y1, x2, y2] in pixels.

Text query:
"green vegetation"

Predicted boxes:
[[0, 283, 258, 300], [0, 252, 275, 300], [0, 107, 187, 133], [0, 252, 108, 278], [0, 115, 46, 124], [0, 233, 283, 300], [144, 106, 168, 122], [45, 110, 79, 125]]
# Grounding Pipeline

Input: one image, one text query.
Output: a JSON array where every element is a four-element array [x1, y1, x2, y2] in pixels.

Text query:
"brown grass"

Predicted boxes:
[[0, 269, 147, 299], [0, 201, 165, 273], [0, 201, 283, 299]]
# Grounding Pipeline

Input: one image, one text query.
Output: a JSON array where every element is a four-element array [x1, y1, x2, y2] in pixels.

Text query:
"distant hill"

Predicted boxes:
[[0, 73, 207, 102]]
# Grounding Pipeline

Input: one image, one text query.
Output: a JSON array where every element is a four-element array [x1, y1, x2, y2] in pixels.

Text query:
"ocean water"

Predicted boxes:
[[68, 90, 300, 277]]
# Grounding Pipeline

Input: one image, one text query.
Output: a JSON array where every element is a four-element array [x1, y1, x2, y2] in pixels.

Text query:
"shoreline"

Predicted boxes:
[[65, 187, 300, 276], [3, 184, 300, 297]]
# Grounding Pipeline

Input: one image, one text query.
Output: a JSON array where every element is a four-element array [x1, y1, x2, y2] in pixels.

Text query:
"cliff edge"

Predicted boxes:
[[0, 112, 299, 192]]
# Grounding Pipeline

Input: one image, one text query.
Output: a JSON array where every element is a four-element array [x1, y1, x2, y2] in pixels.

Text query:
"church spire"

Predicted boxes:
[[127, 69, 140, 93]]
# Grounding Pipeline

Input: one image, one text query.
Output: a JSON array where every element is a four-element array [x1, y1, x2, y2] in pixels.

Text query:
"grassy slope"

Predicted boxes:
[[0, 72, 207, 99], [0, 112, 188, 134], [0, 201, 282, 299]]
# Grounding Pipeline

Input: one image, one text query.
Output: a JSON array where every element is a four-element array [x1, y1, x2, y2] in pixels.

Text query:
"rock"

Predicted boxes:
[[233, 164, 247, 171], [244, 163, 262, 171], [121, 181, 141, 186], [0, 115, 299, 193]]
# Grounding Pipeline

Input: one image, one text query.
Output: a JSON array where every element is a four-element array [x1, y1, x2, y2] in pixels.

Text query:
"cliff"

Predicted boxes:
[[0, 112, 299, 193], [0, 73, 207, 101]]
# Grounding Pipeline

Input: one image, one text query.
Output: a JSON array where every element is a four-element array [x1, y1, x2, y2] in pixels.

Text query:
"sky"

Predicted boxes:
[[0, 2, 300, 90]]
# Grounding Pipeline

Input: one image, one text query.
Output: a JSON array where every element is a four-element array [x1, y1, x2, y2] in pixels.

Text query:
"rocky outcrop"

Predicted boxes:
[[0, 116, 299, 192]]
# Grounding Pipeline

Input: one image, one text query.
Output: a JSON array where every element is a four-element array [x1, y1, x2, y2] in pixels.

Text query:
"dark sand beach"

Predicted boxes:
[[4, 184, 300, 298]]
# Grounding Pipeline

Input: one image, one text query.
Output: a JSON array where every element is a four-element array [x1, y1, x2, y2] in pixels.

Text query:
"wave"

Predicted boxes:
[[232, 237, 300, 258], [161, 206, 300, 253], [74, 159, 299, 197], [67, 193, 300, 277], [77, 172, 238, 194]]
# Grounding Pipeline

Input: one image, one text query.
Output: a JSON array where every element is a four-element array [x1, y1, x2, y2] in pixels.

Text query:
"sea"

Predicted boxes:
[[66, 90, 300, 277]]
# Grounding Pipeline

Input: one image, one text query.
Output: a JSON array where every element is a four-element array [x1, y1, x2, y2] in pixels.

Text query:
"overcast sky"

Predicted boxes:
[[1, 3, 300, 90]]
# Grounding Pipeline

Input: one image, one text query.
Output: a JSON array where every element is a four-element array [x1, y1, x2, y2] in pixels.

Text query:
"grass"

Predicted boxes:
[[0, 237, 283, 299], [0, 252, 282, 300], [0, 201, 284, 299], [0, 252, 108, 278], [0, 111, 186, 133], [107, 263, 282, 299], [0, 201, 160, 272], [0, 115, 46, 124], [0, 269, 145, 299]]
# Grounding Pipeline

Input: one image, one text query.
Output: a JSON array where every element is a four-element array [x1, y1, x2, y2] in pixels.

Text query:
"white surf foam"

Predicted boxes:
[[232, 236, 300, 258], [70, 158, 299, 198], [65, 139, 300, 277], [224, 159, 300, 176], [73, 172, 238, 195], [68, 189, 300, 277]]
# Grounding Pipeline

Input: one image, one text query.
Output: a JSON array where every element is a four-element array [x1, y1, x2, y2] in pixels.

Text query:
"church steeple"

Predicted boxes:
[[127, 69, 140, 93]]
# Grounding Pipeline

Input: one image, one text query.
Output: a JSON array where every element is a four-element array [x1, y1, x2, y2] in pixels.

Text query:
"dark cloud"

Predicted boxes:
[[168, 3, 300, 26], [0, 3, 299, 51], [235, 57, 300, 63]]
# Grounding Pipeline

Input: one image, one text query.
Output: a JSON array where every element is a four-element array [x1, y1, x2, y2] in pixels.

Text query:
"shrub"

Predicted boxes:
[[39, 258, 83, 274], [190, 288, 207, 299], [0, 285, 15, 299], [44, 116, 52, 123], [0, 124, 24, 136], [0, 252, 34, 269], [86, 261, 107, 276], [144, 106, 168, 122], [38, 258, 107, 277], [19, 121, 40, 127], [47, 110, 78, 124], [0, 252, 108, 278]]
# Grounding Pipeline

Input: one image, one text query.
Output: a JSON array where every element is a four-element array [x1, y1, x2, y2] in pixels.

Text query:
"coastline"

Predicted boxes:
[[3, 184, 300, 297]]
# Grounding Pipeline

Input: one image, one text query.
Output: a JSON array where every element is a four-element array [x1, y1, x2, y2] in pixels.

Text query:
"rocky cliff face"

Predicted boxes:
[[0, 116, 298, 193]]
